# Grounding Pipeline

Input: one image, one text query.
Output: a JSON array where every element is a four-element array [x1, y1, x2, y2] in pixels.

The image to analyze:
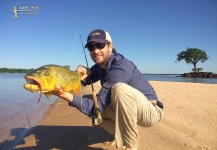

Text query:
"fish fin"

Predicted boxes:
[[63, 65, 70, 70], [44, 92, 52, 99], [73, 81, 81, 94]]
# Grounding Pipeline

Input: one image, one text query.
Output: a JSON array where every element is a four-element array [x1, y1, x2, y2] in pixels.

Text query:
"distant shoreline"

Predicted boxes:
[[0, 68, 33, 73]]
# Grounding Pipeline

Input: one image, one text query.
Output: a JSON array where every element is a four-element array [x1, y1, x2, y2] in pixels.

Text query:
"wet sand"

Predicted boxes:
[[11, 81, 217, 150]]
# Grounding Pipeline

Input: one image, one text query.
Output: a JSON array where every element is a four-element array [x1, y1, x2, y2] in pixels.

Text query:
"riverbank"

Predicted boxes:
[[11, 81, 217, 149]]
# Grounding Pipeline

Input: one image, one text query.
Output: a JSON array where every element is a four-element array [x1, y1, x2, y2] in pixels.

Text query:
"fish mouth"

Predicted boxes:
[[24, 76, 42, 92], [24, 76, 43, 104]]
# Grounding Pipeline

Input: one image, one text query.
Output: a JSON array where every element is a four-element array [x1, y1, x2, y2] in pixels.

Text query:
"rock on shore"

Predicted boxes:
[[181, 72, 217, 78]]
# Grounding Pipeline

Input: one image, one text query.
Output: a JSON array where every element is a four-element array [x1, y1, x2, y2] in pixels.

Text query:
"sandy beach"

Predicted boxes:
[[12, 81, 217, 150]]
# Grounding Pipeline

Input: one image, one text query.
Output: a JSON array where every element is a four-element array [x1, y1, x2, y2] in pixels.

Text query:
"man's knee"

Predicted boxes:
[[111, 82, 127, 94], [111, 83, 125, 104], [111, 82, 132, 105]]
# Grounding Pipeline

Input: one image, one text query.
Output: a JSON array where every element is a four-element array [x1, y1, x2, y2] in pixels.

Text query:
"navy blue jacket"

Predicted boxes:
[[70, 51, 163, 115]]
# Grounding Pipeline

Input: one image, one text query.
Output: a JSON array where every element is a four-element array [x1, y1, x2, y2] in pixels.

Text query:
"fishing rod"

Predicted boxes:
[[78, 30, 103, 126]]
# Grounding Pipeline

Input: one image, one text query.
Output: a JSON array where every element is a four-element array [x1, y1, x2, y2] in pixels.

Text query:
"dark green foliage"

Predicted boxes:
[[0, 68, 34, 73], [176, 48, 209, 72]]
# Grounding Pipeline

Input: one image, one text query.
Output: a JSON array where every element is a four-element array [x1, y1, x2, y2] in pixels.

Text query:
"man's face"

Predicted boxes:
[[88, 42, 113, 69]]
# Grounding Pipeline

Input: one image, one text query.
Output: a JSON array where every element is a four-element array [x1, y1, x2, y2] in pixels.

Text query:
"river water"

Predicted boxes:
[[143, 74, 217, 84], [0, 73, 56, 149], [0, 73, 216, 149]]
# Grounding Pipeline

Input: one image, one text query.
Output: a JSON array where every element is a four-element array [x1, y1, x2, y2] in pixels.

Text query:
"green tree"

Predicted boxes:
[[176, 48, 209, 73]]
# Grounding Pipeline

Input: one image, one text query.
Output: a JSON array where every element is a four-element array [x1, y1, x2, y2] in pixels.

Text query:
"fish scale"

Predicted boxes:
[[23, 64, 81, 103]]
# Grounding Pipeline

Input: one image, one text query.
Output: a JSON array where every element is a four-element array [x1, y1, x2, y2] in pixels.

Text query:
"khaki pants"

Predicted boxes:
[[101, 83, 163, 148]]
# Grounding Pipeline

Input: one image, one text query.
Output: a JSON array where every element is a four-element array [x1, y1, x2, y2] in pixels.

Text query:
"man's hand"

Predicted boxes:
[[76, 65, 91, 81], [53, 86, 73, 102]]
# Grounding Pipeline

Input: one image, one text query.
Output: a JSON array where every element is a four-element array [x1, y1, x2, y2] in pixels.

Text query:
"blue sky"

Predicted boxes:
[[1, 0, 217, 74]]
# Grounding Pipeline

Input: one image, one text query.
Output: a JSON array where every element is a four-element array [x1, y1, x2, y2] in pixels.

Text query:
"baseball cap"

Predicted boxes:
[[85, 29, 112, 48]]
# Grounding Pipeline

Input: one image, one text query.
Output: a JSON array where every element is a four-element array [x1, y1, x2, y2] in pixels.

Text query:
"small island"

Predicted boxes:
[[176, 48, 217, 78], [181, 72, 217, 78]]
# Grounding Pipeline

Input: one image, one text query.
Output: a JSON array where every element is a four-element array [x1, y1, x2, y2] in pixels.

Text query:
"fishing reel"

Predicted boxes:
[[92, 107, 103, 126]]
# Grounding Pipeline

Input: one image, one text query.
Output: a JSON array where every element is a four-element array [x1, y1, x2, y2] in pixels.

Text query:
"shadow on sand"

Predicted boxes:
[[1, 126, 113, 150]]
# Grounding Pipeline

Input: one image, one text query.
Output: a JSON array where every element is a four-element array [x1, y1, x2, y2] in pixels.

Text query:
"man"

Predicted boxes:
[[55, 29, 163, 150]]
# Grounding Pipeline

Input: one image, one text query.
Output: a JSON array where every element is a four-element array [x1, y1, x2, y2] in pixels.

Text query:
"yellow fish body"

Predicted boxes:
[[23, 64, 81, 103]]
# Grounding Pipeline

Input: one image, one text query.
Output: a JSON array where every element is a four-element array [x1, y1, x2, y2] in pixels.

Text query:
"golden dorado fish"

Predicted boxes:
[[23, 64, 81, 103]]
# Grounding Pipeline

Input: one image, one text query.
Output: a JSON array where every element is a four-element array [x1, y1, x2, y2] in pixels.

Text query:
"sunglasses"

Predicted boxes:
[[86, 42, 108, 51]]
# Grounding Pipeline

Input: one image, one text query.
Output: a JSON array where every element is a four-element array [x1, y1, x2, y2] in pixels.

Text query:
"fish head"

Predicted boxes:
[[23, 65, 57, 93]]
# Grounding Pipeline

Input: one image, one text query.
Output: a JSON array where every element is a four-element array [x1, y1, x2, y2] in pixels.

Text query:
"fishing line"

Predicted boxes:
[[68, 31, 78, 67], [35, 98, 61, 126], [35, 34, 84, 127], [36, 30, 83, 125], [25, 30, 81, 128]]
